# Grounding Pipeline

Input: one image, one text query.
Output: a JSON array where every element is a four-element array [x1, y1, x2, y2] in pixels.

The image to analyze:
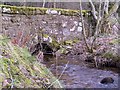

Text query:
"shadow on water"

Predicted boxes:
[[42, 55, 119, 88]]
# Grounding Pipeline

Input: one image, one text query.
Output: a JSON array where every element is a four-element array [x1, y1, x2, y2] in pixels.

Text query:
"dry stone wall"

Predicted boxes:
[[2, 14, 83, 44]]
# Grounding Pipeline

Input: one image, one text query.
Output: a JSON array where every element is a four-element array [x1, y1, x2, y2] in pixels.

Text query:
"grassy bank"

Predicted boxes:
[[0, 35, 62, 89]]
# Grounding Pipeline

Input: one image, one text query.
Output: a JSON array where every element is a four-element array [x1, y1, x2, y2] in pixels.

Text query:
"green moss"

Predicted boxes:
[[0, 35, 62, 88], [0, 4, 90, 16], [73, 38, 80, 43], [51, 39, 60, 50], [58, 48, 69, 54], [109, 38, 120, 45], [63, 38, 79, 45], [64, 40, 73, 45], [0, 72, 5, 83], [43, 34, 49, 38], [103, 52, 113, 59], [42, 34, 60, 50], [103, 52, 120, 61], [24, 78, 32, 86]]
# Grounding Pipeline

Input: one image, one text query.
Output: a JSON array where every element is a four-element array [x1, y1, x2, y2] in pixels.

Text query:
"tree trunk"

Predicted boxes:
[[80, 0, 91, 52]]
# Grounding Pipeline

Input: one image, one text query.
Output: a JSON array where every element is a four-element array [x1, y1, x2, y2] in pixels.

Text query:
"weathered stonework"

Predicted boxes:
[[1, 5, 91, 52], [2, 14, 83, 44]]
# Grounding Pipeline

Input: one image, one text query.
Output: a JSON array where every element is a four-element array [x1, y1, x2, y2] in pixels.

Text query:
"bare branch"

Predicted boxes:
[[42, 0, 46, 8], [80, 0, 91, 52], [104, 0, 109, 14], [91, 0, 102, 52], [102, 0, 109, 16], [98, 0, 102, 19], [54, 0, 56, 8], [89, 0, 98, 20], [105, 1, 119, 20]]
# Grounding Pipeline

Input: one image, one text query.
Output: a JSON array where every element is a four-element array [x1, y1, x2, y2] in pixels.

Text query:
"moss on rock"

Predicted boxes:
[[0, 4, 90, 16], [103, 52, 120, 61]]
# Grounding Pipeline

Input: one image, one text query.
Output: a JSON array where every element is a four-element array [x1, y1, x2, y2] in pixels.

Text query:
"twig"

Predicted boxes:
[[94, 56, 98, 68], [47, 61, 69, 88], [91, 0, 102, 52], [43, 0, 46, 8]]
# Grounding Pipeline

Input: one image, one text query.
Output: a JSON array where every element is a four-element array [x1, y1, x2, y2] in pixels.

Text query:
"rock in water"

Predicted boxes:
[[100, 77, 114, 84]]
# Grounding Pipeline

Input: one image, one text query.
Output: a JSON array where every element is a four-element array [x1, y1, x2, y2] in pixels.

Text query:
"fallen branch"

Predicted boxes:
[[47, 61, 69, 88]]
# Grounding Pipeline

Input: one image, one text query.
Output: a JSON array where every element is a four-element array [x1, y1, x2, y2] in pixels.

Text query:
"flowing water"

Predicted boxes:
[[43, 55, 119, 88]]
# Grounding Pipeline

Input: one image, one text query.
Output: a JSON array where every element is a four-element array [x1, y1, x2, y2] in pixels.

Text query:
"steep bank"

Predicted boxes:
[[0, 35, 62, 89]]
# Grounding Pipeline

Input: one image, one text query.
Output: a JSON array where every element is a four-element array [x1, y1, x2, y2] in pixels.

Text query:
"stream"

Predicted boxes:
[[43, 55, 119, 88]]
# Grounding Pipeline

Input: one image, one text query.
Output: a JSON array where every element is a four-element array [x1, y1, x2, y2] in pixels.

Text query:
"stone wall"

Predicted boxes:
[[1, 5, 91, 49], [2, 14, 84, 45]]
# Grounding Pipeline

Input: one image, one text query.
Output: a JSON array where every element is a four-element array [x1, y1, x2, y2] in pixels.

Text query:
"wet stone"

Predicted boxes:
[[100, 77, 114, 84]]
